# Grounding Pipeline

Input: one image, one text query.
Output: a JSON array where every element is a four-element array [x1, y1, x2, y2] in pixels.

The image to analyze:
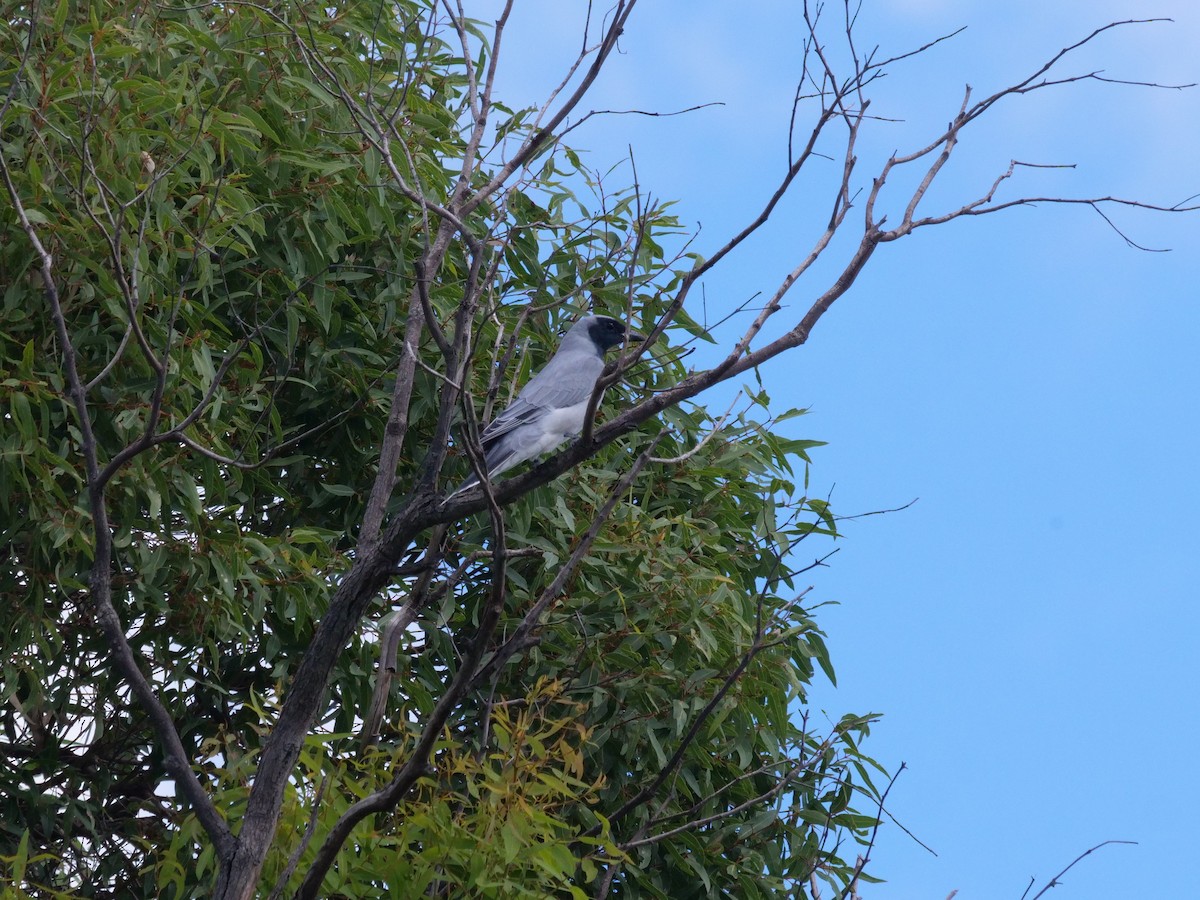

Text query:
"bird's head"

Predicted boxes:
[[583, 315, 647, 353]]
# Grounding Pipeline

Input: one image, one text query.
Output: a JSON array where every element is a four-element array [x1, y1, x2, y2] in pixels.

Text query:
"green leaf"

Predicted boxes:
[[10, 828, 30, 883]]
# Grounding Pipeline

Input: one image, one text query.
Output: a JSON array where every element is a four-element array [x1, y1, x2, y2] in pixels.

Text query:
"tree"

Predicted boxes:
[[0, 1, 1191, 897]]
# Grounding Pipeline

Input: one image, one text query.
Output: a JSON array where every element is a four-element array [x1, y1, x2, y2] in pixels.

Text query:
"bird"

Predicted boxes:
[[453, 315, 646, 495]]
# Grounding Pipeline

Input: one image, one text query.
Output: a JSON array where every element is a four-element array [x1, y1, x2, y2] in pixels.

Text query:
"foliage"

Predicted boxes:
[[1, 1, 885, 896], [6, 0, 1179, 895]]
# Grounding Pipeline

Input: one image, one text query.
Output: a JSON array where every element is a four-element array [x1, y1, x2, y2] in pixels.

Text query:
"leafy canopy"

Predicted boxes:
[[0, 1, 884, 896]]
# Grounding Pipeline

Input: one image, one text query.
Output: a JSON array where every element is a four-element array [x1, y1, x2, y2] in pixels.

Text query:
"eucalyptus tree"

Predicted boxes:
[[0, 1, 1189, 897]]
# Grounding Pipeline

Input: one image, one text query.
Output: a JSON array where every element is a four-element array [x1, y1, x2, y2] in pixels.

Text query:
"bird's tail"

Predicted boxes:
[[448, 435, 517, 499], [448, 473, 479, 498]]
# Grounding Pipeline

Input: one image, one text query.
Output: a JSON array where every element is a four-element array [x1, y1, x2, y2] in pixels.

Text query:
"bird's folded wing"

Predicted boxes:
[[481, 367, 600, 440], [479, 397, 544, 441]]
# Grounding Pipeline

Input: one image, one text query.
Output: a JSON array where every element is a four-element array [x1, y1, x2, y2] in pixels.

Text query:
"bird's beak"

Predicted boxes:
[[626, 328, 648, 343]]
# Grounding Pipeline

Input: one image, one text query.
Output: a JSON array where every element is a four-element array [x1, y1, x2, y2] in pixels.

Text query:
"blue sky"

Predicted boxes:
[[480, 1, 1199, 895]]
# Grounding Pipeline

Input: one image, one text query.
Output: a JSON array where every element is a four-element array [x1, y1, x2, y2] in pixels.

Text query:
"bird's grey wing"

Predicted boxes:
[[480, 352, 603, 441], [477, 395, 545, 442]]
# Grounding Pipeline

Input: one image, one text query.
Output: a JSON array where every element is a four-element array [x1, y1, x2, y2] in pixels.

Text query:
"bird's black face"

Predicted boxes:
[[588, 316, 644, 352]]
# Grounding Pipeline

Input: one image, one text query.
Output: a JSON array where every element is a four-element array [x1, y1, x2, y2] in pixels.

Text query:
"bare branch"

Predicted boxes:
[[464, 0, 640, 214], [890, 187, 1200, 241], [869, 24, 968, 70], [1025, 840, 1138, 900], [557, 102, 726, 143], [837, 762, 906, 898], [359, 297, 427, 550]]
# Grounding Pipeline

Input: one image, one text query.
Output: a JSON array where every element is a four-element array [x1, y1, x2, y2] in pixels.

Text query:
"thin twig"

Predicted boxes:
[[837, 762, 906, 899], [265, 774, 330, 900], [1026, 840, 1138, 900]]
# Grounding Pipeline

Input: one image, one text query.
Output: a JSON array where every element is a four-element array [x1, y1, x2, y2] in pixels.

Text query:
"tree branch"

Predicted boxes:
[[293, 462, 512, 899], [1024, 840, 1138, 900]]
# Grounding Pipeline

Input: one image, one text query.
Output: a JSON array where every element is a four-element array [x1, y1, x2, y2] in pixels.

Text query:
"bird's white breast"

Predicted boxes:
[[530, 399, 591, 455]]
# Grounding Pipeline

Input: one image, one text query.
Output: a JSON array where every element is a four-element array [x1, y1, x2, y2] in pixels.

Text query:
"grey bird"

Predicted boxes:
[[454, 315, 645, 494]]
